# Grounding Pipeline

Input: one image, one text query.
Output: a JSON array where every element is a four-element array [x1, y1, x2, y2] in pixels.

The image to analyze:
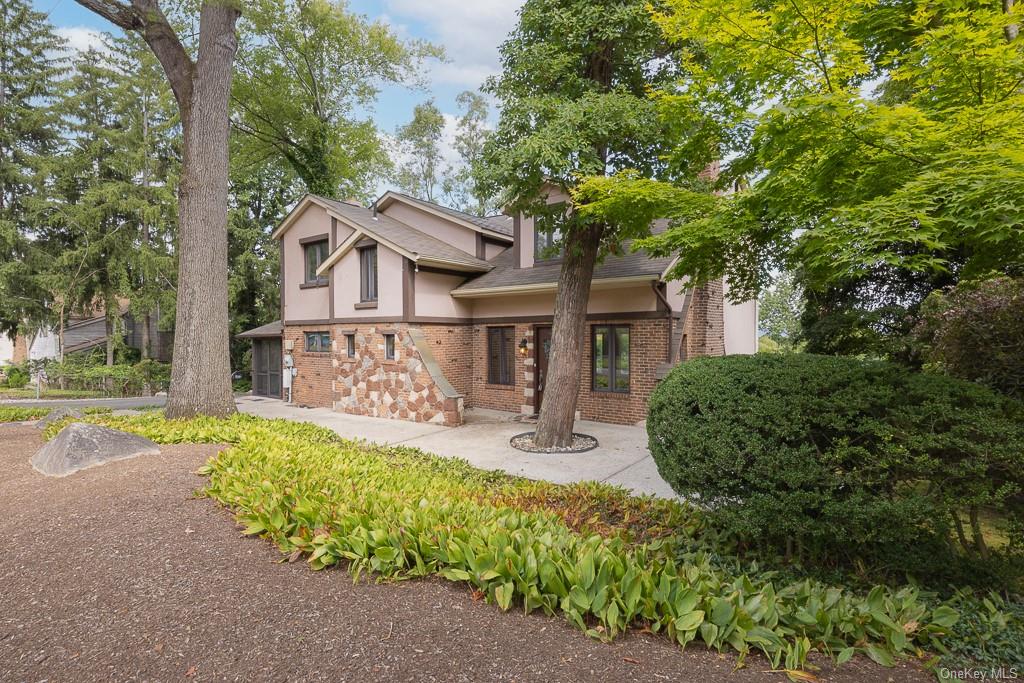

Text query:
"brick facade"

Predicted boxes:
[[282, 282, 727, 427]]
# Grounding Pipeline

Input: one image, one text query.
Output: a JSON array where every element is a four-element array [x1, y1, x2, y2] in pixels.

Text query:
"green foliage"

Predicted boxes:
[[481, 0, 679, 241], [3, 366, 29, 389], [647, 354, 1024, 584], [758, 271, 803, 351], [0, 406, 48, 422], [394, 100, 446, 202], [442, 91, 499, 216], [912, 277, 1024, 400], [937, 591, 1024, 672], [573, 0, 1024, 308], [233, 0, 441, 198], [42, 358, 171, 396], [0, 0, 68, 336], [49, 411, 979, 670]]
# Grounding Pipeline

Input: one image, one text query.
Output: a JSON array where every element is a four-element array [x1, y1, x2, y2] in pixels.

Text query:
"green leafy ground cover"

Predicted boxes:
[[0, 406, 112, 422], [38, 412, 995, 675]]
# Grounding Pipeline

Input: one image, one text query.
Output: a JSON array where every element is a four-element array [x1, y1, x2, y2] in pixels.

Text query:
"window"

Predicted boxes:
[[305, 331, 331, 353], [345, 334, 356, 357], [487, 326, 515, 385], [360, 245, 378, 302], [303, 240, 329, 285], [592, 325, 630, 393], [534, 203, 567, 261], [384, 333, 396, 360]]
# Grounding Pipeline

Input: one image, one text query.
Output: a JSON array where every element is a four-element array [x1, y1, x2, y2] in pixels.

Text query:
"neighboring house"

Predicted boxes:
[[12, 304, 172, 364], [239, 189, 757, 426]]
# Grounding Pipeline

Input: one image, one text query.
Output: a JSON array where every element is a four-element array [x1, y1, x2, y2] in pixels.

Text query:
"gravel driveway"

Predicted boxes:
[[0, 424, 932, 682]]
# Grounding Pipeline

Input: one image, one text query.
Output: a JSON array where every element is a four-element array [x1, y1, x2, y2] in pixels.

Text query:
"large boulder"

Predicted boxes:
[[31, 422, 160, 477], [34, 406, 83, 429]]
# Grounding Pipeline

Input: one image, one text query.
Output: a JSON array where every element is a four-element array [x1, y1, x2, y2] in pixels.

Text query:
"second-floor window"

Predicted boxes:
[[534, 202, 567, 261], [304, 239, 329, 285], [360, 245, 378, 302]]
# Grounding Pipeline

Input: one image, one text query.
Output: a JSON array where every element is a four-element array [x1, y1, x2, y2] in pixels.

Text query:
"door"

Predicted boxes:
[[253, 338, 283, 398], [534, 326, 552, 413]]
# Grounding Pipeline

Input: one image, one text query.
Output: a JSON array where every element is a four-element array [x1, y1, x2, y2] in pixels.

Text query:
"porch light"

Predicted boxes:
[[518, 338, 529, 357]]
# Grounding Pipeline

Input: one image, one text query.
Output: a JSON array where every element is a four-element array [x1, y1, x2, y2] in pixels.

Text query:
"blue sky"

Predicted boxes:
[[33, 0, 524, 162]]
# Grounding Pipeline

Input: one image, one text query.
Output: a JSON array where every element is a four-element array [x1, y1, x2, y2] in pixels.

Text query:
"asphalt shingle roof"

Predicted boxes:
[[237, 320, 283, 338], [316, 196, 493, 271], [455, 221, 674, 292], [381, 192, 514, 237]]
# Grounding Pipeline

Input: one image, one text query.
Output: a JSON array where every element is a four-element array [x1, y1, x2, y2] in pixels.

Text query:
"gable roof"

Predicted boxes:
[[313, 196, 493, 275], [237, 320, 283, 339], [453, 220, 676, 297], [375, 191, 514, 240]]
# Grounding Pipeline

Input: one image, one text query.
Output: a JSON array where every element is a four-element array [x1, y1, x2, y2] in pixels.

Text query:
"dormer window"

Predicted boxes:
[[303, 238, 329, 286], [534, 202, 567, 261]]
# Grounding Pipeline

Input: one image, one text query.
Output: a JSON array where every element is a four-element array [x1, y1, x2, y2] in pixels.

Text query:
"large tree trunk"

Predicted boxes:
[[533, 223, 604, 448], [164, 4, 239, 419], [75, 0, 240, 418]]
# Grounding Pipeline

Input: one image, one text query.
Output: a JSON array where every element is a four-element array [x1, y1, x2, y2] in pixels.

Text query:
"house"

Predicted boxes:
[[238, 189, 757, 426]]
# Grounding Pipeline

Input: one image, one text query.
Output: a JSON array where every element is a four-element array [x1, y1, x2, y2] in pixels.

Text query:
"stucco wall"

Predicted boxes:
[[467, 285, 658, 319], [333, 241, 404, 318], [282, 203, 334, 323], [415, 271, 473, 319], [0, 334, 14, 365], [379, 202, 478, 256], [723, 279, 759, 355]]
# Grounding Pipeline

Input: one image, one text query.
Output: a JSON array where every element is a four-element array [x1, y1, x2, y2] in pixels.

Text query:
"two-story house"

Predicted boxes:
[[238, 189, 757, 426]]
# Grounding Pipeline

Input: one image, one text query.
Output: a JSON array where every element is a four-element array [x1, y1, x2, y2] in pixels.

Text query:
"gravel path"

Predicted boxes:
[[0, 424, 932, 682]]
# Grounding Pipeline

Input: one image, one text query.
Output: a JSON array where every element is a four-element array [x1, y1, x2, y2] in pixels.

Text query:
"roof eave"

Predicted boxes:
[[451, 275, 658, 299]]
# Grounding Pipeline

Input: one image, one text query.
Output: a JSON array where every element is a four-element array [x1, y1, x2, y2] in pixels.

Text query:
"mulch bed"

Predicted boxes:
[[0, 424, 932, 682], [510, 431, 599, 453]]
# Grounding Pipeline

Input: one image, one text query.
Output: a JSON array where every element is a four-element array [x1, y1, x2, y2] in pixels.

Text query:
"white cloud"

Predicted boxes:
[[383, 0, 523, 88], [56, 26, 106, 53]]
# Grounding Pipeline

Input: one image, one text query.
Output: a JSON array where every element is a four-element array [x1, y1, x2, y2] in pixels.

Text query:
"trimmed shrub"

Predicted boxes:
[[913, 276, 1024, 400], [647, 354, 1024, 583]]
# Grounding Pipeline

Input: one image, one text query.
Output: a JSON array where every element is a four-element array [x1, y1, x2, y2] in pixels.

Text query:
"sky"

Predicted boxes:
[[31, 0, 525, 172]]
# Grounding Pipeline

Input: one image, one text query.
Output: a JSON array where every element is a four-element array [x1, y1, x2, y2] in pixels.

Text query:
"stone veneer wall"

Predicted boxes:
[[333, 324, 463, 426]]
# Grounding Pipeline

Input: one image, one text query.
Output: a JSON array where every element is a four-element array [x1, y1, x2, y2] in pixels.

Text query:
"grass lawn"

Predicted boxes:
[[0, 388, 111, 400], [38, 411, 1024, 676]]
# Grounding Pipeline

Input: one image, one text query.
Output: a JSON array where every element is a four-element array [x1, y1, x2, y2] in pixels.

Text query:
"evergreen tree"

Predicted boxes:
[[0, 1, 67, 337]]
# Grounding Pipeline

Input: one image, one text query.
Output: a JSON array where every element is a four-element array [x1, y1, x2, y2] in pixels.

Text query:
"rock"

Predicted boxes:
[[31, 422, 160, 477], [34, 407, 83, 430]]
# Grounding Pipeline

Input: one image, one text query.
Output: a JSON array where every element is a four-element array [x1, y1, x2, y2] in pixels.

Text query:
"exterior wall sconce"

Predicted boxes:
[[518, 338, 529, 357]]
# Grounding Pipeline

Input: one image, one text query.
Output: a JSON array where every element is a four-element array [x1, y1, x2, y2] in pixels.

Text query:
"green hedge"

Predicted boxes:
[[45, 411, 968, 671], [647, 354, 1024, 584]]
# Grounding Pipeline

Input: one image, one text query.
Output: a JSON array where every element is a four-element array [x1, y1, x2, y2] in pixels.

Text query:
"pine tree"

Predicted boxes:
[[0, 0, 67, 337]]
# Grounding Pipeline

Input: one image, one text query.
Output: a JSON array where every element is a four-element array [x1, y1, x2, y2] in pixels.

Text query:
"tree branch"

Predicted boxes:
[[72, 0, 142, 30]]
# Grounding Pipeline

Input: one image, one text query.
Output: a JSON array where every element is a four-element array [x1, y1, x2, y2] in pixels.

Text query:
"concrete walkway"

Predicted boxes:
[[236, 396, 675, 498]]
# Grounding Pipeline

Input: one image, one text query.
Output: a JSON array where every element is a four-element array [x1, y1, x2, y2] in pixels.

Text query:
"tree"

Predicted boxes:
[[233, 0, 439, 199], [442, 91, 498, 216], [758, 271, 802, 351], [74, 0, 242, 418], [0, 1, 67, 337], [483, 0, 680, 447], [394, 99, 446, 203], [572, 0, 1024, 319]]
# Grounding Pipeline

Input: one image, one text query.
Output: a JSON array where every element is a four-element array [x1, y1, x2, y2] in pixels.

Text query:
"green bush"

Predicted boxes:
[[647, 354, 1024, 584], [913, 276, 1024, 400], [47, 411, 968, 671], [4, 366, 29, 389]]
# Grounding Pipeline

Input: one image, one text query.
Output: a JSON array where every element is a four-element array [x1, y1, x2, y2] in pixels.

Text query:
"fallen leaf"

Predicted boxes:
[[185, 665, 197, 677]]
